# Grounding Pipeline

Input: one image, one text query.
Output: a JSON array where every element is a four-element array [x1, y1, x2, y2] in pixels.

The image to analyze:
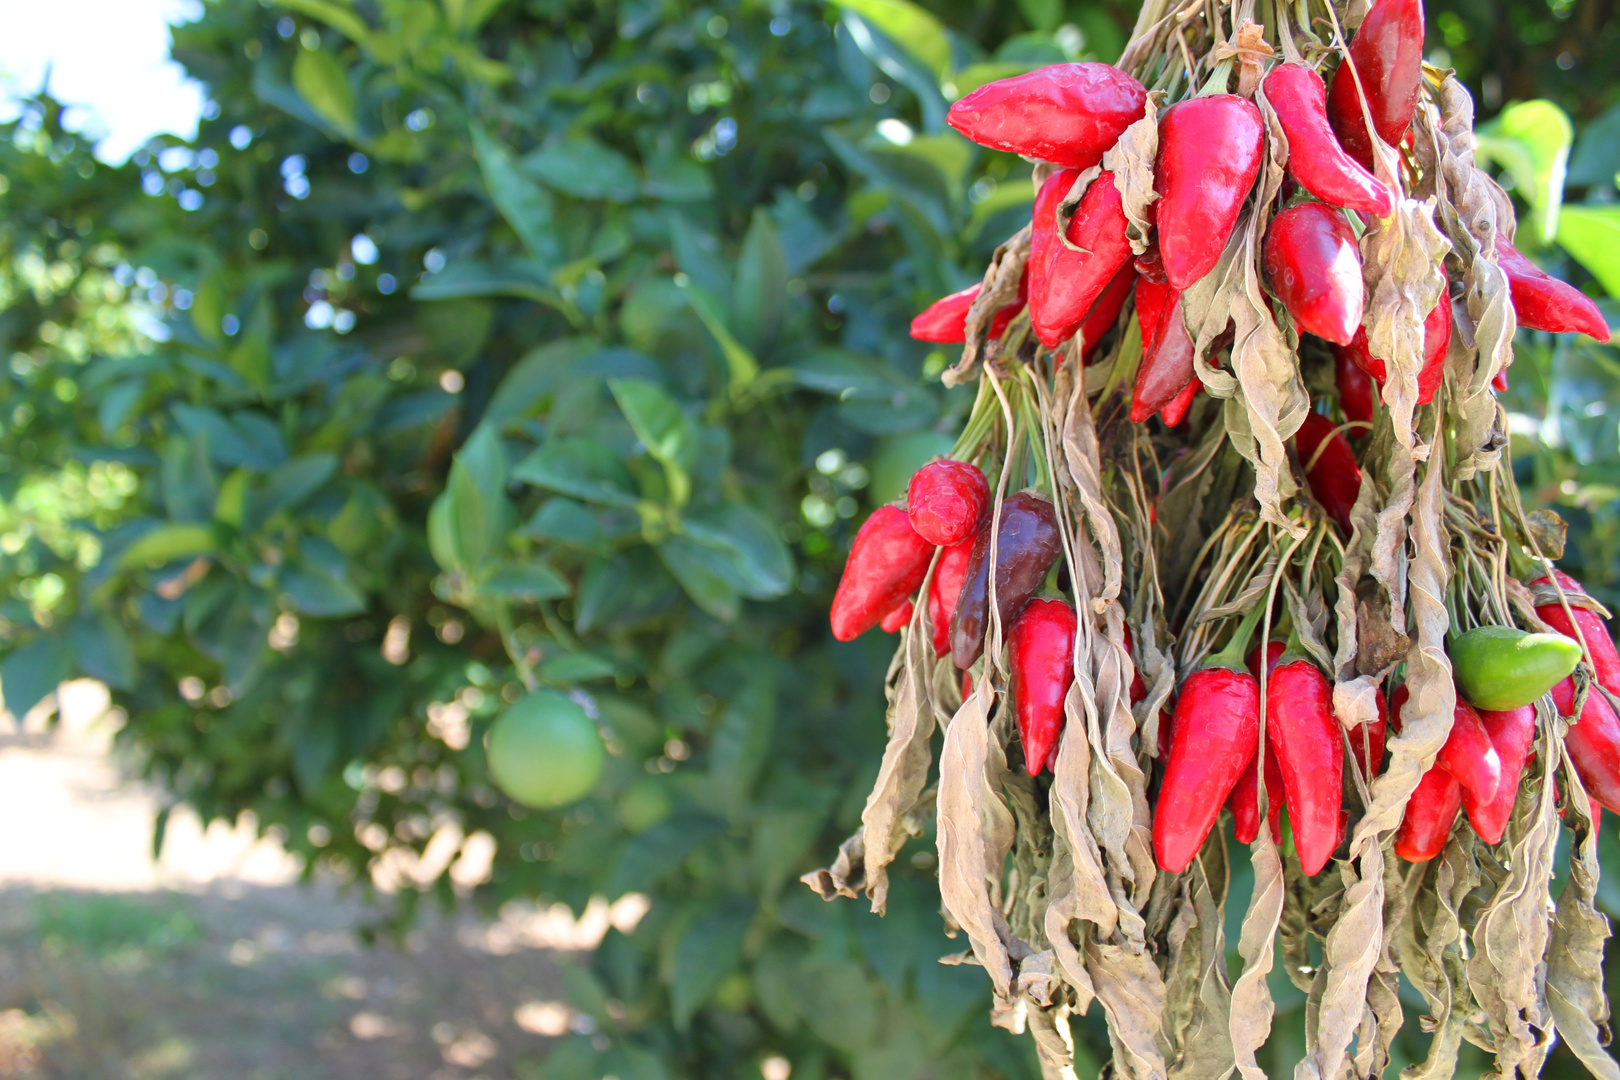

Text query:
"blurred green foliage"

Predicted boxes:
[[0, 1, 1616, 1078]]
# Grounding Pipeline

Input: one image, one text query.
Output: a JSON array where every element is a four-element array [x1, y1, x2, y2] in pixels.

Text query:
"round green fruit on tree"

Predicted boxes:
[[486, 691, 605, 808]]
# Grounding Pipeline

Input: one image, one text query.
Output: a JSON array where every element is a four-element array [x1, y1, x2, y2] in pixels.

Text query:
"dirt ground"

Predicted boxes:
[[0, 682, 621, 1080]]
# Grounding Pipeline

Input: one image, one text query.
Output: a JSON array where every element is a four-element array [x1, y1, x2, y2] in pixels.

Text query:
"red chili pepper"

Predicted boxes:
[[1335, 339, 1377, 430], [1030, 170, 1135, 348], [1130, 284, 1196, 423], [910, 285, 980, 343], [829, 505, 935, 641], [1555, 676, 1620, 814], [1154, 95, 1266, 290], [1228, 742, 1286, 845], [1263, 202, 1364, 346], [1153, 607, 1265, 872], [1293, 412, 1361, 533], [1498, 240, 1612, 341], [1011, 599, 1079, 776], [950, 491, 1063, 669], [907, 460, 990, 547], [1161, 377, 1201, 427], [1135, 246, 1169, 285], [1461, 704, 1537, 845], [1263, 659, 1344, 875], [1349, 690, 1390, 781], [909, 275, 1028, 343], [1393, 760, 1463, 862], [1325, 0, 1426, 171], [881, 600, 913, 634], [1338, 298, 1450, 405], [1493, 368, 1509, 393], [1263, 63, 1394, 217], [946, 62, 1149, 170], [929, 538, 975, 658], [1080, 269, 1138, 364], [1531, 571, 1620, 693], [1391, 685, 1503, 805]]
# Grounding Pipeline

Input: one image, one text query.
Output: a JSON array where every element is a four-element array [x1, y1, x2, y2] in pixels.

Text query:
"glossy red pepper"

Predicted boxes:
[[1130, 283, 1196, 423], [1263, 660, 1344, 875], [1293, 412, 1361, 533], [1335, 338, 1377, 431], [1338, 297, 1451, 405], [1011, 599, 1079, 776], [946, 62, 1149, 170], [1326, 0, 1426, 170], [950, 492, 1063, 669], [909, 276, 1028, 343], [1228, 742, 1286, 845], [1154, 608, 1266, 872], [1030, 169, 1135, 348], [1393, 760, 1463, 862], [1498, 240, 1612, 341], [1493, 368, 1509, 393], [1263, 202, 1364, 346], [1531, 571, 1620, 693], [1161, 377, 1201, 427], [1555, 675, 1620, 814], [1263, 63, 1394, 217], [1461, 704, 1537, 845], [1155, 665, 1260, 871], [907, 460, 990, 547], [1391, 684, 1503, 804], [928, 539, 974, 658], [1154, 96, 1266, 290], [1080, 269, 1138, 364], [881, 600, 913, 634], [829, 505, 935, 642]]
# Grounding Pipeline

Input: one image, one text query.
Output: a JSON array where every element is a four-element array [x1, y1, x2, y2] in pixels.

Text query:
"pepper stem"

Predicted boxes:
[[1205, 596, 1269, 672]]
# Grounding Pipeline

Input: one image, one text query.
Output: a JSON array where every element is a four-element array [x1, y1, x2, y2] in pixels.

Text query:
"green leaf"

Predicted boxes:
[[482, 561, 571, 601], [70, 615, 137, 691], [680, 503, 795, 600], [1568, 101, 1620, 189], [732, 209, 787, 357], [709, 673, 776, 818], [0, 635, 76, 720], [522, 135, 640, 202], [538, 650, 618, 683], [657, 537, 741, 621], [1557, 205, 1620, 301], [291, 48, 358, 138], [831, 0, 951, 80], [1479, 100, 1573, 244], [796, 958, 883, 1052], [267, 0, 375, 49], [513, 438, 639, 508], [281, 553, 366, 617], [444, 425, 515, 570], [410, 259, 564, 305], [610, 379, 695, 507], [228, 298, 273, 392], [677, 278, 758, 398], [670, 897, 754, 1028], [528, 1036, 605, 1080], [1015, 0, 1062, 31], [117, 523, 217, 569], [471, 125, 560, 265]]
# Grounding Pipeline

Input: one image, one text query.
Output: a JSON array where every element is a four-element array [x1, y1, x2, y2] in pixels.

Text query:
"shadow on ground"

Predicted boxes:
[[0, 881, 589, 1080]]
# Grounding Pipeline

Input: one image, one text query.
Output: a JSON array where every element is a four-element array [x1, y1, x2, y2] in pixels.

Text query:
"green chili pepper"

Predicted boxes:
[[1449, 625, 1583, 711]]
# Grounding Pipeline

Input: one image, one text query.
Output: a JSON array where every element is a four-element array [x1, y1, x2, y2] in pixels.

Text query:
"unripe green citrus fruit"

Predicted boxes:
[[486, 691, 604, 808]]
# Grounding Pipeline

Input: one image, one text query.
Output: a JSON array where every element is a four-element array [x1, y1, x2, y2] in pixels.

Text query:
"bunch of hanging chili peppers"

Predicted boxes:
[[809, 2, 1618, 1078]]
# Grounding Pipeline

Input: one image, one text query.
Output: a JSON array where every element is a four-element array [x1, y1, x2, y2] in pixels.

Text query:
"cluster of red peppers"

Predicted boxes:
[[814, 0, 1620, 1074], [831, 460, 1079, 775], [912, 0, 1610, 431]]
